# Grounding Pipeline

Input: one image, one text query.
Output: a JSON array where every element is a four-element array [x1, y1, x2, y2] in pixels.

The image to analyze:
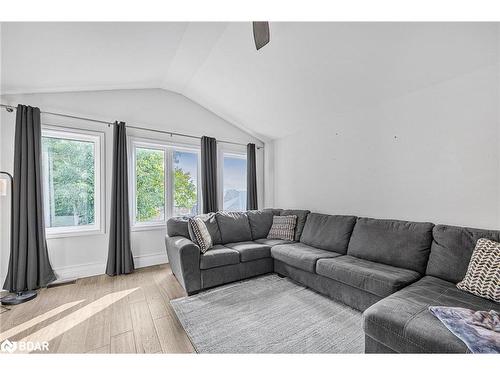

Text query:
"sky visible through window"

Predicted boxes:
[[174, 151, 197, 181], [223, 155, 246, 211]]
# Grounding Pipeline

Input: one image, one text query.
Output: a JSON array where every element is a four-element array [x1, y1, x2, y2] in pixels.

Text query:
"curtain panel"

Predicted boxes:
[[3, 104, 56, 292], [246, 143, 258, 210], [106, 121, 134, 276], [201, 136, 218, 214]]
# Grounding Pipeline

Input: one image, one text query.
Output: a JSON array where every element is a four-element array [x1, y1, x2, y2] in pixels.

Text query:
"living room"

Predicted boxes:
[[0, 1, 499, 373]]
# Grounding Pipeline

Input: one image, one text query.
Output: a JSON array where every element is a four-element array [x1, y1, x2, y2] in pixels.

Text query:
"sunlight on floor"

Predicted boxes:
[[9, 288, 139, 353], [0, 299, 85, 342]]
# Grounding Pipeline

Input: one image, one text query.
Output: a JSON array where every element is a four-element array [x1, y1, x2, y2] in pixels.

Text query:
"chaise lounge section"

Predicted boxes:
[[165, 209, 500, 353], [363, 224, 500, 353]]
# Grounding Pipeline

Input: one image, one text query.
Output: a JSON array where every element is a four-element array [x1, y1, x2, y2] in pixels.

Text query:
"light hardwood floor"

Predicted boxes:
[[0, 264, 195, 353]]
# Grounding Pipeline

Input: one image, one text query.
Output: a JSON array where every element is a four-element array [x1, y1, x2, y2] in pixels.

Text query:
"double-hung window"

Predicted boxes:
[[131, 139, 200, 228], [221, 152, 247, 211], [41, 127, 104, 237]]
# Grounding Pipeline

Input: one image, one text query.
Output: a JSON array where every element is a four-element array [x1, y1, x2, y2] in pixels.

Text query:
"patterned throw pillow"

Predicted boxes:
[[188, 217, 213, 253], [267, 215, 297, 241], [457, 238, 500, 302]]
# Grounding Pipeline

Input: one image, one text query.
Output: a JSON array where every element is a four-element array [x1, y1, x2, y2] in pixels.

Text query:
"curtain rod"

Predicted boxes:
[[0, 104, 263, 150]]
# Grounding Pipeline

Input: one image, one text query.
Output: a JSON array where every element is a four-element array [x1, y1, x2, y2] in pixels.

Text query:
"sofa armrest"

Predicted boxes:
[[165, 236, 201, 294]]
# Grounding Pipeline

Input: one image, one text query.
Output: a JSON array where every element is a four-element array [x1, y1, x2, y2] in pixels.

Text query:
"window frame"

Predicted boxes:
[[129, 137, 202, 231], [218, 149, 248, 212], [41, 125, 105, 238]]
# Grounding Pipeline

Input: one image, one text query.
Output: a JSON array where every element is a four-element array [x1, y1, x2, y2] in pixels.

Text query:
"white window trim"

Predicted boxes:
[[218, 148, 247, 212], [41, 125, 105, 239], [129, 137, 201, 230]]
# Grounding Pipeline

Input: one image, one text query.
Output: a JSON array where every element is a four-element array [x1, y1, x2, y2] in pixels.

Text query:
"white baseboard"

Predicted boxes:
[[52, 252, 168, 283], [53, 261, 105, 282], [133, 252, 168, 268]]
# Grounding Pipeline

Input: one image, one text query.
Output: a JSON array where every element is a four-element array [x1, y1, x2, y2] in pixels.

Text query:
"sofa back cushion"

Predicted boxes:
[[300, 213, 357, 253], [281, 209, 310, 241], [347, 217, 434, 274], [215, 211, 253, 244], [426, 224, 500, 283], [187, 213, 222, 245], [247, 210, 275, 239], [263, 208, 283, 216], [166, 217, 190, 238]]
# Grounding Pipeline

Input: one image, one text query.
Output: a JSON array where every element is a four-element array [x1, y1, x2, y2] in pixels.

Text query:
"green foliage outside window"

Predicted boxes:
[[136, 148, 198, 222], [173, 166, 197, 211], [173, 151, 198, 216], [42, 137, 95, 227], [136, 148, 165, 222]]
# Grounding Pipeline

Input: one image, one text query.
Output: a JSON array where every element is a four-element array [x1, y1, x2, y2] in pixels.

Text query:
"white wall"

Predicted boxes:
[[274, 64, 500, 230], [0, 88, 265, 284]]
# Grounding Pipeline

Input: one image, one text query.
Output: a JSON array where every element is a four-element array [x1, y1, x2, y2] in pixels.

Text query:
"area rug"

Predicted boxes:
[[170, 274, 364, 353]]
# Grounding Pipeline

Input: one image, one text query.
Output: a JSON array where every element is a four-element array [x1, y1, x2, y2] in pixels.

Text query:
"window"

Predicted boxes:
[[41, 128, 103, 236], [173, 150, 199, 217], [131, 139, 200, 228], [222, 153, 247, 211], [135, 147, 165, 223]]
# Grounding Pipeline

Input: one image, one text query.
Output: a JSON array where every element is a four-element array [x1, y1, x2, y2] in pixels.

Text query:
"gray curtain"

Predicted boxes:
[[106, 121, 134, 276], [201, 136, 218, 213], [3, 104, 56, 292], [246, 143, 258, 210]]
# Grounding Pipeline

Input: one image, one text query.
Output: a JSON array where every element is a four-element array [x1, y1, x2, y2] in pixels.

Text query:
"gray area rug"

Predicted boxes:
[[170, 274, 364, 353]]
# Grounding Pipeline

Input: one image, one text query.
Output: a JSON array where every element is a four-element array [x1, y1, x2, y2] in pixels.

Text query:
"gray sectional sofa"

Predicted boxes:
[[165, 209, 500, 353]]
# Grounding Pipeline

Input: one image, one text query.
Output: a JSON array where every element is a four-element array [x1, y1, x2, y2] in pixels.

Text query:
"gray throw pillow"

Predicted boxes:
[[281, 209, 310, 241], [267, 215, 297, 241]]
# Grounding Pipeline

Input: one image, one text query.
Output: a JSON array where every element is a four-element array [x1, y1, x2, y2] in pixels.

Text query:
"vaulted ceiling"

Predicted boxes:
[[1, 22, 498, 140]]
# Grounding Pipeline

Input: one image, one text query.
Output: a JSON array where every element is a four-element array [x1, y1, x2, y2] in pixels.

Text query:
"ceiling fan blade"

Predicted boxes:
[[253, 22, 270, 50]]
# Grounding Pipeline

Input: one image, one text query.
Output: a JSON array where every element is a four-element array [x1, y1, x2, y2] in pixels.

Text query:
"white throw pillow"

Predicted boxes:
[[457, 238, 500, 303]]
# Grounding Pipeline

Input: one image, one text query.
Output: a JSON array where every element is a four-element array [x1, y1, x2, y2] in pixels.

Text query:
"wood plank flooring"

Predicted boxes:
[[0, 264, 195, 353]]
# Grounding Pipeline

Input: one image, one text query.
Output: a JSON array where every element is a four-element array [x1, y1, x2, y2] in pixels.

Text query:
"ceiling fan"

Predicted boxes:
[[252, 22, 270, 50]]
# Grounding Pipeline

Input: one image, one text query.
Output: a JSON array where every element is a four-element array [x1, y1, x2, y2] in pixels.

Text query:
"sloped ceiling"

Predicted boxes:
[[1, 22, 498, 140]]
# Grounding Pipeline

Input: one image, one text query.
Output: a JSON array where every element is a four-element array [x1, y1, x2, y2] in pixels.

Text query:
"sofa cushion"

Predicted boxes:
[[263, 208, 283, 216], [363, 276, 500, 353], [271, 243, 341, 273], [317, 256, 421, 298], [166, 217, 190, 238], [300, 213, 357, 254], [215, 211, 252, 244], [186, 213, 222, 245], [426, 224, 500, 283], [254, 238, 293, 246], [347, 217, 434, 274], [247, 210, 275, 239], [280, 209, 310, 241], [199, 245, 240, 270], [225, 241, 271, 262]]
